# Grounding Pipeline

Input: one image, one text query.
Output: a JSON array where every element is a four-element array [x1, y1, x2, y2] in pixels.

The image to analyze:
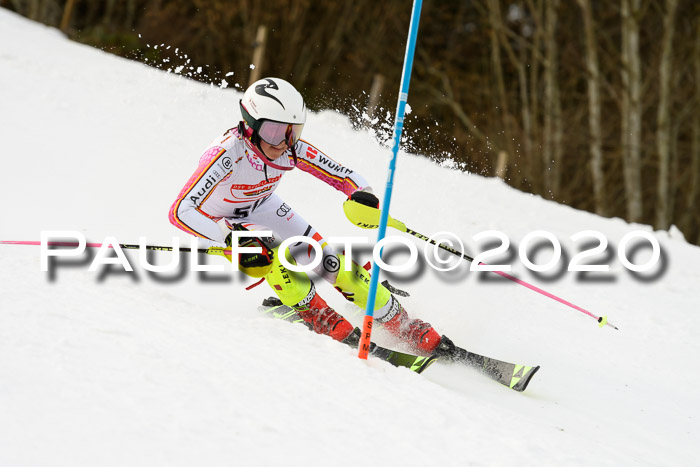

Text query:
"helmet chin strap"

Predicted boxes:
[[258, 144, 298, 171]]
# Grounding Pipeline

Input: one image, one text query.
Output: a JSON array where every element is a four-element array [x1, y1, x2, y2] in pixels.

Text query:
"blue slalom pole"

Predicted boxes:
[[358, 0, 423, 359]]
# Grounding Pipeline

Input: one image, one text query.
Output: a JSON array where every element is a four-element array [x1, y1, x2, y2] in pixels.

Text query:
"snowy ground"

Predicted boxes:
[[1, 8, 698, 466]]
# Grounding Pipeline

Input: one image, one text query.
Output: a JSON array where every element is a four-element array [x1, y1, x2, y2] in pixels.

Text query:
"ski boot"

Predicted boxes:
[[380, 304, 442, 354], [293, 292, 354, 342]]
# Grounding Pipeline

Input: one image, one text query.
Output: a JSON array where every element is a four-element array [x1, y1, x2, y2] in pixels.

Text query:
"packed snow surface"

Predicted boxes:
[[1, 9, 698, 466]]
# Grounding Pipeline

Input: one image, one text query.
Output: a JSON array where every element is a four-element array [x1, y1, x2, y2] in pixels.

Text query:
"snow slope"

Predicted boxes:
[[1, 9, 698, 466]]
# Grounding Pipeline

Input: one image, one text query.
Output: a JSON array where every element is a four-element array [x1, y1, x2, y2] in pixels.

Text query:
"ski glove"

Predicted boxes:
[[350, 189, 379, 209], [225, 224, 274, 278]]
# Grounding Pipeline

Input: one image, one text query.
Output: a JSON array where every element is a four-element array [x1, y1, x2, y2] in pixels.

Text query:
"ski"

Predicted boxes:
[[258, 298, 539, 392], [439, 345, 540, 392], [258, 298, 437, 374]]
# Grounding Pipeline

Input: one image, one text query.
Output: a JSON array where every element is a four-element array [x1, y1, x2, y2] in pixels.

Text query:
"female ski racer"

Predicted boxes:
[[169, 77, 452, 354]]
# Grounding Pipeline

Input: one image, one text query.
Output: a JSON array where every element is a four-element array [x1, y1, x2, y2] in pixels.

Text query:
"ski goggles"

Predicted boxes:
[[258, 120, 304, 147]]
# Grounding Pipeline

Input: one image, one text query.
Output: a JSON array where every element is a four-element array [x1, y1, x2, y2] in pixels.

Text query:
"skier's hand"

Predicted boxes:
[[225, 225, 274, 277], [350, 188, 379, 209]]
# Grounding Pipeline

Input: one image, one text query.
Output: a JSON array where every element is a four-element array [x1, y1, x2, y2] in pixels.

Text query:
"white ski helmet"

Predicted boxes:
[[239, 77, 306, 169]]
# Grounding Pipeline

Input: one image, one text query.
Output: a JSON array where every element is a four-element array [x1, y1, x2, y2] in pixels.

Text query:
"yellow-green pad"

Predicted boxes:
[[342, 200, 407, 232]]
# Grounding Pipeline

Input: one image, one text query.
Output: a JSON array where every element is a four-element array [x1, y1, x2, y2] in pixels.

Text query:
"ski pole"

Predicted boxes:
[[358, 0, 424, 360], [0, 240, 232, 257], [343, 201, 619, 330], [2, 240, 272, 290]]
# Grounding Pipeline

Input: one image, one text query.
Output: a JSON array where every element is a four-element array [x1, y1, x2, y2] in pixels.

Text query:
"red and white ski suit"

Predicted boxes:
[[169, 126, 400, 321]]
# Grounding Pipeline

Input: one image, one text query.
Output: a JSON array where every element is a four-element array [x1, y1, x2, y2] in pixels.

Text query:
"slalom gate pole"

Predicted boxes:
[[341, 203, 619, 330], [357, 0, 424, 360]]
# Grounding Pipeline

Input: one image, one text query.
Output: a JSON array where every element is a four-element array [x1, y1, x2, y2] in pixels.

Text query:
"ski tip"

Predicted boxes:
[[511, 365, 540, 392]]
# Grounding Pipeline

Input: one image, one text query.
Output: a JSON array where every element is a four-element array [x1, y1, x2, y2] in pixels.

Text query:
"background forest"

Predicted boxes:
[[5, 0, 700, 245]]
